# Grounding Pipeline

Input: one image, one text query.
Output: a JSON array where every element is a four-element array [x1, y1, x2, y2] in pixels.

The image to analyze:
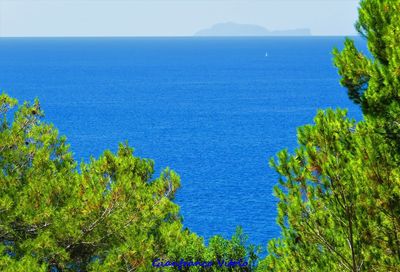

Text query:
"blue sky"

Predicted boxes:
[[0, 0, 359, 37]]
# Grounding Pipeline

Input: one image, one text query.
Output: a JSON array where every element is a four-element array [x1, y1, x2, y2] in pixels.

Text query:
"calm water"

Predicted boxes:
[[0, 37, 364, 248]]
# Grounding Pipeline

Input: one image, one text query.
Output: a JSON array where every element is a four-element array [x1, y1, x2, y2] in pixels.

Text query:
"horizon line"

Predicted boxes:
[[0, 35, 360, 39]]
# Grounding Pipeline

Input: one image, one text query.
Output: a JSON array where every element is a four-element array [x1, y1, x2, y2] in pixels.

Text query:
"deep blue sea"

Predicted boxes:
[[0, 37, 365, 249]]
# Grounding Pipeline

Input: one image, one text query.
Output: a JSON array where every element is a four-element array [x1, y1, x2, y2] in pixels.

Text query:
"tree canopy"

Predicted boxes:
[[260, 0, 400, 271], [0, 93, 258, 271]]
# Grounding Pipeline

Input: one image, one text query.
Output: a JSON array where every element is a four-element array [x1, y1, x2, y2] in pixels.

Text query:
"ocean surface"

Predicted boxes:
[[0, 37, 365, 248]]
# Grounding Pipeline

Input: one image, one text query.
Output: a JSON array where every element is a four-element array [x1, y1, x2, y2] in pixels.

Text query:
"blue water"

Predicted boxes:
[[0, 37, 364, 248]]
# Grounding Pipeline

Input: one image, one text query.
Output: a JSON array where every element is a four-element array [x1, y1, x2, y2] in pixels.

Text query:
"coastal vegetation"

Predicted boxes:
[[0, 94, 259, 271], [260, 0, 400, 271], [1, 0, 400, 271]]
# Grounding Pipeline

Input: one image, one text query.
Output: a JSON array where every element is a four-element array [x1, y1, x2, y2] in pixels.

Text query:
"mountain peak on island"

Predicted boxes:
[[194, 22, 311, 37]]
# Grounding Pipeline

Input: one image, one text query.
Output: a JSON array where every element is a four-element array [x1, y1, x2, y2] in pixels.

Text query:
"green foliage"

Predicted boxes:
[[0, 93, 258, 271], [204, 227, 259, 271], [260, 110, 399, 271], [262, 0, 400, 271], [334, 0, 400, 143]]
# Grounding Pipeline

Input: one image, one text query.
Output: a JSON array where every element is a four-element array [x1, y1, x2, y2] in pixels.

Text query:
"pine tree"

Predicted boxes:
[[260, 0, 400, 271], [0, 93, 258, 271]]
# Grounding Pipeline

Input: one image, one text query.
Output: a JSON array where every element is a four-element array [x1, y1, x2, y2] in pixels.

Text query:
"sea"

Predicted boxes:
[[0, 37, 365, 249]]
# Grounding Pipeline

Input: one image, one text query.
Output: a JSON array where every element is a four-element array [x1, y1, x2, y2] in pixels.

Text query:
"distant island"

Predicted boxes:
[[194, 22, 311, 37]]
